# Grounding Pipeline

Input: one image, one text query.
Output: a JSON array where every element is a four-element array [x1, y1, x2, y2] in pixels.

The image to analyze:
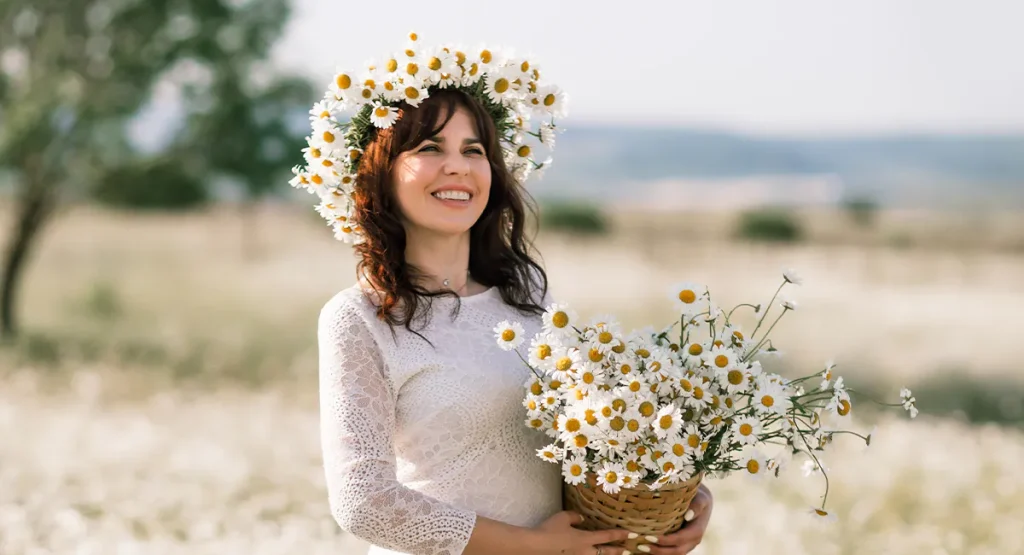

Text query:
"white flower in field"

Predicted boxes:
[[740, 451, 768, 478], [731, 415, 762, 446], [596, 462, 627, 494], [699, 411, 727, 434], [715, 363, 749, 395], [493, 320, 525, 351], [670, 281, 708, 316], [524, 410, 553, 434], [820, 360, 837, 389], [809, 507, 838, 524], [680, 340, 708, 368], [573, 364, 606, 397], [778, 294, 798, 311], [783, 268, 803, 285], [652, 404, 684, 439], [826, 388, 852, 418], [536, 443, 563, 464], [618, 408, 647, 443], [562, 453, 589, 485], [543, 303, 578, 336], [900, 387, 919, 418], [484, 66, 519, 106], [681, 424, 705, 457]]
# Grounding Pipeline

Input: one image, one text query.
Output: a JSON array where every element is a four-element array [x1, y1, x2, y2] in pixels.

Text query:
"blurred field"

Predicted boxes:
[[2, 204, 1024, 553]]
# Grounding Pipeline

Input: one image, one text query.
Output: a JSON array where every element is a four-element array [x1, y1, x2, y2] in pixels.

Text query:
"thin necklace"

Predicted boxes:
[[442, 271, 471, 293]]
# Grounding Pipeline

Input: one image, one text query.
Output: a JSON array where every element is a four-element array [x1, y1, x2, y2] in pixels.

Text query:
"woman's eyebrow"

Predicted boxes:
[[427, 136, 483, 145]]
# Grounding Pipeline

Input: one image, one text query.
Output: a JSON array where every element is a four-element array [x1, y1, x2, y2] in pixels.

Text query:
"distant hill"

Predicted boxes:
[[536, 124, 1024, 210]]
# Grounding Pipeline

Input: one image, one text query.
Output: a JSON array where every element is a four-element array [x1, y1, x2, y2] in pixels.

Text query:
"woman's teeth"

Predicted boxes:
[[432, 190, 471, 201]]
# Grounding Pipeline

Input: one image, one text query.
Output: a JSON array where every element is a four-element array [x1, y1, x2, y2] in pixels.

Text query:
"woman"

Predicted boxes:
[[310, 38, 713, 555]]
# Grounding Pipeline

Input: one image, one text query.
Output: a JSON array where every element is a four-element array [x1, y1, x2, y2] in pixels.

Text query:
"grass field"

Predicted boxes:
[[2, 204, 1023, 553]]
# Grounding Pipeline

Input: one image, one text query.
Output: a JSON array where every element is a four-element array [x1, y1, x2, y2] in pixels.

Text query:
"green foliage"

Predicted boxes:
[[92, 158, 208, 210], [735, 209, 804, 243], [842, 195, 880, 228], [540, 202, 609, 235]]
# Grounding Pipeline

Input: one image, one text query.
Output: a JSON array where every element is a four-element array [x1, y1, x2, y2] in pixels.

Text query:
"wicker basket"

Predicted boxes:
[[563, 472, 703, 552]]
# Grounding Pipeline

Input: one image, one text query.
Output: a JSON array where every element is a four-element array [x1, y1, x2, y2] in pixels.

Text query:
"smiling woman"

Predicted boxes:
[[352, 88, 544, 334]]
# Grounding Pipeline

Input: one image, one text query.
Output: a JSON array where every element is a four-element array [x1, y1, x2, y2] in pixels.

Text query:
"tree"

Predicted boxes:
[[0, 0, 296, 339]]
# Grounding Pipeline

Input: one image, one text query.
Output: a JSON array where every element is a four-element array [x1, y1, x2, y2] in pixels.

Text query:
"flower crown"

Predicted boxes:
[[289, 32, 568, 244]]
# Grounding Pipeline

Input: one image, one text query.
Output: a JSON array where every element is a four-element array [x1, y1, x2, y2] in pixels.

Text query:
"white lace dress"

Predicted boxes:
[[318, 284, 562, 555]]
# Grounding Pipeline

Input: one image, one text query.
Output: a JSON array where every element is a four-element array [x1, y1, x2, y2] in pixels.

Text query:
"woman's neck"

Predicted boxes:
[[404, 230, 480, 295]]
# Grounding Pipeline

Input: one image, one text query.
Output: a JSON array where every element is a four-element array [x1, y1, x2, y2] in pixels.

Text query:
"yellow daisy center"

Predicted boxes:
[[404, 87, 419, 99], [762, 395, 776, 407], [715, 355, 729, 368], [570, 464, 583, 476], [687, 434, 700, 448], [620, 364, 632, 375], [679, 378, 693, 392], [520, 61, 530, 72], [543, 93, 556, 106], [728, 370, 744, 385], [406, 62, 419, 76], [455, 51, 466, 65], [527, 400, 537, 410], [838, 399, 851, 416], [626, 460, 641, 472], [639, 402, 655, 417], [678, 289, 696, 304], [428, 57, 442, 71], [588, 349, 603, 363], [549, 380, 562, 390], [564, 418, 581, 433], [555, 357, 572, 372], [584, 409, 598, 426], [739, 423, 753, 436], [536, 344, 552, 359], [374, 107, 390, 118], [582, 372, 595, 384], [551, 311, 569, 328], [611, 399, 627, 413], [609, 416, 625, 431], [493, 78, 509, 94], [746, 459, 760, 474], [604, 471, 618, 483], [501, 329, 516, 342], [598, 331, 613, 344], [626, 419, 640, 433], [318, 110, 330, 119], [480, 49, 492, 63], [335, 74, 352, 89], [662, 461, 675, 473], [629, 381, 641, 392], [573, 435, 588, 448], [322, 131, 336, 143], [529, 419, 543, 428], [612, 341, 626, 354], [311, 174, 324, 185], [659, 415, 674, 429], [672, 444, 685, 457], [635, 348, 650, 359]]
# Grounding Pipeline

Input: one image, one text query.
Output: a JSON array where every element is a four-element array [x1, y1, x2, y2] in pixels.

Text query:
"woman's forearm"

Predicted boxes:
[[463, 515, 543, 555]]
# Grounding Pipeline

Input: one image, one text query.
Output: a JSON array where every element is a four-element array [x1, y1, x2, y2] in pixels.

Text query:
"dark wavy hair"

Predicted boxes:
[[353, 88, 548, 335]]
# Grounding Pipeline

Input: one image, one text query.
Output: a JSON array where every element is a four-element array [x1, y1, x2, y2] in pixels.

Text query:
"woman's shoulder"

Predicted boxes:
[[318, 283, 380, 331]]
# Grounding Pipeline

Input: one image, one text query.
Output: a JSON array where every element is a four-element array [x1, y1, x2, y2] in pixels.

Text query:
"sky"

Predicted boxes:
[[271, 0, 1024, 137]]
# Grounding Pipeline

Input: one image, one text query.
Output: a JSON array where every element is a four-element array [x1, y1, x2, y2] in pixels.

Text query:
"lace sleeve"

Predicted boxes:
[[318, 294, 477, 555]]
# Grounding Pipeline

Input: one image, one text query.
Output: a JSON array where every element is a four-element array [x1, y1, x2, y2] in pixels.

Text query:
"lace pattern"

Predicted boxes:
[[318, 285, 562, 555]]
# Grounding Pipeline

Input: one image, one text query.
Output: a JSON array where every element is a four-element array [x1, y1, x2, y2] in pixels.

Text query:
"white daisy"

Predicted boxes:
[[721, 324, 748, 349], [705, 345, 738, 373], [715, 363, 749, 395], [542, 303, 578, 336], [539, 123, 557, 148], [900, 387, 919, 418], [308, 98, 342, 123], [670, 282, 708, 316], [778, 293, 798, 311], [825, 388, 852, 419], [596, 462, 626, 494], [618, 408, 647, 443], [652, 404, 684, 439], [574, 364, 606, 397], [699, 411, 728, 434], [783, 268, 803, 285], [329, 70, 358, 102], [820, 360, 837, 389], [741, 451, 769, 479], [398, 81, 430, 107], [528, 332, 558, 369], [680, 424, 705, 457], [493, 320, 525, 351], [752, 377, 791, 416], [333, 222, 361, 244], [484, 67, 518, 106], [532, 84, 568, 117], [369, 101, 399, 129], [731, 415, 762, 446], [562, 453, 589, 486], [535, 443, 563, 464]]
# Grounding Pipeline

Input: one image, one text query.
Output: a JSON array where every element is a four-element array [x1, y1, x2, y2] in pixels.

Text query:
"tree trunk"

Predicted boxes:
[[0, 181, 55, 340]]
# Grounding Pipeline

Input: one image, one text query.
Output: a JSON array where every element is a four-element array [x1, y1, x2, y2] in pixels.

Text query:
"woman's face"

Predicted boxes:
[[392, 106, 492, 239]]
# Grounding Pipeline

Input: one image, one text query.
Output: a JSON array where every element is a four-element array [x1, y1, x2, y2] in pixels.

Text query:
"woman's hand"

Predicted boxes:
[[529, 510, 635, 555], [640, 484, 714, 554]]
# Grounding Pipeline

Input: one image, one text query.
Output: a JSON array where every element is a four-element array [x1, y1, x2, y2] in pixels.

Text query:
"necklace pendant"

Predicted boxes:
[[443, 278, 450, 288]]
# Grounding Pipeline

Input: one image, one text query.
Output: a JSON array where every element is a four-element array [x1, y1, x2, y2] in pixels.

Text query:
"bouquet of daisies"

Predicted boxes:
[[494, 270, 918, 536]]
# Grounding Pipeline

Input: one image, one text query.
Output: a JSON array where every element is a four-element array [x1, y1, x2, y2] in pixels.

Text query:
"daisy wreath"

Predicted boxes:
[[289, 32, 567, 244]]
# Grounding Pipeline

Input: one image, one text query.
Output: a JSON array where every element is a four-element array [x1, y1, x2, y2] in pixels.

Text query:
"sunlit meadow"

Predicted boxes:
[[2, 205, 1023, 554]]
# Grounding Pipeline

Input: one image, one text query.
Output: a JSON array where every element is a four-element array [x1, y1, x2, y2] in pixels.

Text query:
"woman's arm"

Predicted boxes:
[[319, 295, 479, 555]]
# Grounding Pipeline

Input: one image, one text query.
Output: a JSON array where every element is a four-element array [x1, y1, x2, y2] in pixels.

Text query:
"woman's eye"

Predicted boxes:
[[466, 148, 485, 156], [419, 145, 440, 152]]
